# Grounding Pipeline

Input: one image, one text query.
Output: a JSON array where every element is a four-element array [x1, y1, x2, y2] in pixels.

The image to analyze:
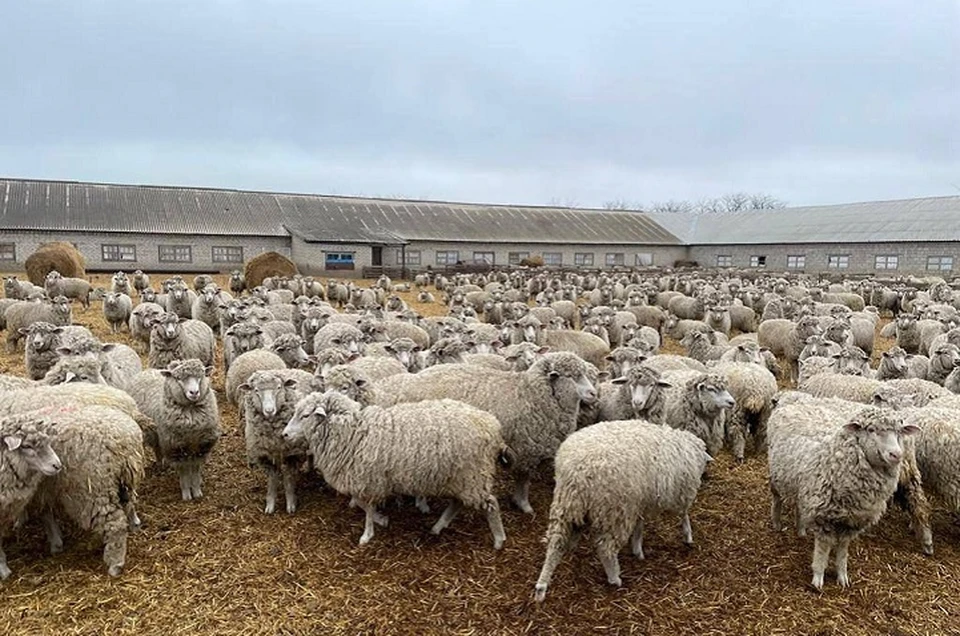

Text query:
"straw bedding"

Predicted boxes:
[[1, 274, 958, 636]]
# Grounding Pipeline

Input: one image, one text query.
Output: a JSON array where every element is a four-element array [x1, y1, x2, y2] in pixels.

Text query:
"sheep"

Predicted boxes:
[[41, 355, 106, 385], [661, 315, 711, 341], [758, 316, 822, 383], [191, 286, 225, 333], [269, 333, 312, 370], [719, 340, 764, 366], [111, 271, 132, 296], [193, 274, 214, 293], [667, 295, 705, 321], [728, 304, 757, 333], [128, 359, 220, 501], [165, 282, 198, 320], [375, 351, 596, 514], [767, 404, 919, 589], [240, 370, 312, 514], [128, 301, 165, 350], [22, 322, 93, 380], [148, 312, 216, 369], [704, 305, 732, 337], [223, 321, 267, 370], [422, 337, 470, 367], [596, 365, 670, 424], [710, 361, 778, 462], [318, 364, 376, 406], [417, 290, 435, 303], [348, 355, 406, 382], [660, 371, 735, 456], [229, 270, 246, 296], [641, 354, 707, 374], [539, 329, 610, 370], [913, 408, 960, 519], [4, 276, 40, 300], [132, 270, 150, 295], [5, 297, 72, 352], [605, 347, 649, 378], [927, 343, 960, 385], [101, 292, 133, 333], [681, 330, 729, 364], [44, 271, 92, 310], [876, 346, 929, 381], [285, 391, 508, 549], [225, 349, 287, 405], [313, 323, 365, 357], [533, 420, 710, 601], [0, 414, 62, 580]]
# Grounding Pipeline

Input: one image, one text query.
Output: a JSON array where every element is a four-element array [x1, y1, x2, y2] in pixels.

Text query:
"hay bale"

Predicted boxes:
[[243, 251, 298, 289], [24, 241, 86, 285]]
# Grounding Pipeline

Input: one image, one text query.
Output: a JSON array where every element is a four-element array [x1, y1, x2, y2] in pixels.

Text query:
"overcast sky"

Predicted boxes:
[[1, 1, 957, 208]]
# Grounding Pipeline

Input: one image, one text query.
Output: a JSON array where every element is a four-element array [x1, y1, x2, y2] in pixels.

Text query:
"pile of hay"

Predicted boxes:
[[24, 241, 86, 285], [243, 251, 298, 289]]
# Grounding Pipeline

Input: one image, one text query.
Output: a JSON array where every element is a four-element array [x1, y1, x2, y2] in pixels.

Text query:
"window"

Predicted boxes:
[[158, 245, 192, 263], [212, 246, 244, 263], [102, 244, 136, 262], [542, 252, 563, 266], [875, 255, 899, 270], [828, 255, 849, 269], [927, 256, 953, 271], [325, 252, 355, 270], [605, 253, 625, 267], [0, 243, 14, 261], [716, 255, 733, 267], [473, 251, 495, 265], [436, 250, 459, 265], [786, 255, 805, 269], [635, 253, 653, 266], [574, 253, 594, 266], [395, 249, 421, 266], [508, 252, 529, 265], [750, 255, 767, 268]]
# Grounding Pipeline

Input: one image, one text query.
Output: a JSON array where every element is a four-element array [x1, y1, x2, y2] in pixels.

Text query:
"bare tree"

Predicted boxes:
[[648, 199, 694, 213], [603, 199, 643, 211], [650, 192, 786, 215]]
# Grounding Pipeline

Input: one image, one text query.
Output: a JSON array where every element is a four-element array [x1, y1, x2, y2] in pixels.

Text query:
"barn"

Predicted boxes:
[[0, 176, 957, 276]]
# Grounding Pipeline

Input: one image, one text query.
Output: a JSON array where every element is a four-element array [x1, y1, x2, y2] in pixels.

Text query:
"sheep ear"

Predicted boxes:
[[611, 376, 628, 385], [355, 378, 367, 387], [384, 344, 395, 353], [282, 378, 299, 388], [55, 347, 73, 356], [842, 421, 862, 433], [238, 382, 251, 391], [64, 371, 77, 383], [900, 424, 921, 437], [312, 405, 327, 418], [4, 435, 22, 451], [101, 344, 115, 353], [205, 366, 215, 377], [657, 380, 673, 388], [159, 369, 173, 378], [18, 328, 30, 335]]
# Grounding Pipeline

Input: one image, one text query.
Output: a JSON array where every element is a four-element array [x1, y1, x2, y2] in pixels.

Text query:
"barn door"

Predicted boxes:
[[372, 246, 383, 266]]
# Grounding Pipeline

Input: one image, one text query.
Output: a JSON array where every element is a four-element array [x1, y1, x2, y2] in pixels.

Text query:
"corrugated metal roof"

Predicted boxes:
[[648, 196, 960, 245], [0, 178, 682, 245]]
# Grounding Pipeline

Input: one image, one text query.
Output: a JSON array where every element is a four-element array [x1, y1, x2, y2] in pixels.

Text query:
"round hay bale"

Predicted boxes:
[[243, 251, 298, 289], [24, 241, 86, 285]]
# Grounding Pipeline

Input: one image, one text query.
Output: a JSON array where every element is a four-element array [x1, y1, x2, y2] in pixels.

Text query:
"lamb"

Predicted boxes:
[[128, 359, 220, 501], [313, 323, 365, 357], [225, 349, 287, 405], [533, 420, 710, 601], [111, 271, 132, 296], [0, 414, 62, 580], [596, 365, 670, 425], [128, 301, 165, 351], [282, 391, 507, 548], [240, 370, 312, 514], [148, 312, 216, 368], [661, 371, 735, 456], [102, 292, 133, 333], [5, 297, 72, 352], [44, 271, 92, 310], [767, 404, 918, 589], [758, 316, 822, 383], [375, 351, 596, 513], [709, 361, 778, 462]]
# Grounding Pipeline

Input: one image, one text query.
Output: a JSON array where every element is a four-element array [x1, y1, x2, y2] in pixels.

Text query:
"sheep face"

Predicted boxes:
[[227, 323, 265, 354], [842, 408, 918, 471], [153, 314, 183, 341], [696, 375, 735, 412], [272, 335, 311, 368], [242, 373, 298, 419], [161, 360, 213, 404], [384, 338, 420, 370], [22, 322, 63, 353], [2, 419, 62, 477]]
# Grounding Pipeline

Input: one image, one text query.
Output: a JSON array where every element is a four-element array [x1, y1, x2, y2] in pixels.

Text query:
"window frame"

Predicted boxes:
[[786, 254, 805, 269], [211, 246, 244, 263], [927, 256, 953, 272], [472, 251, 495, 265], [749, 255, 767, 268], [635, 253, 653, 266], [574, 252, 594, 266], [435, 250, 460, 266], [716, 255, 733, 267], [101, 244, 137, 262], [542, 252, 563, 266], [158, 244, 193, 264], [875, 254, 899, 270], [0, 243, 15, 261], [508, 252, 530, 266], [605, 252, 625, 267], [828, 254, 850, 269], [324, 252, 355, 270], [396, 249, 421, 266]]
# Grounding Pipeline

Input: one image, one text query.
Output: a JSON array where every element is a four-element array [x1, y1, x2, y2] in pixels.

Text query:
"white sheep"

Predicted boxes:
[[148, 312, 216, 368], [225, 349, 287, 405], [282, 391, 508, 548], [709, 361, 778, 462], [102, 292, 133, 333], [534, 419, 711, 601], [661, 370, 735, 457]]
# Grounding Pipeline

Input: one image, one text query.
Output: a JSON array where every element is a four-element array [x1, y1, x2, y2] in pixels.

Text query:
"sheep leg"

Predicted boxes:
[[126, 507, 142, 532], [282, 462, 298, 514], [178, 463, 193, 501], [810, 535, 834, 590], [596, 540, 622, 587], [431, 500, 463, 535], [102, 509, 129, 577], [0, 541, 10, 580], [534, 523, 571, 602], [770, 484, 783, 531], [357, 501, 378, 545], [896, 474, 934, 556], [511, 476, 534, 515], [190, 461, 204, 499], [835, 537, 851, 588], [631, 518, 645, 559], [481, 495, 506, 550], [415, 495, 431, 514], [264, 465, 280, 514], [42, 511, 64, 554], [681, 512, 694, 545]]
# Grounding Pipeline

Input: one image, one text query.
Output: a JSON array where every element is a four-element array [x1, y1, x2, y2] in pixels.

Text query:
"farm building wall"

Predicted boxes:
[[688, 242, 959, 275], [289, 236, 373, 276], [0, 230, 291, 274], [382, 241, 689, 270]]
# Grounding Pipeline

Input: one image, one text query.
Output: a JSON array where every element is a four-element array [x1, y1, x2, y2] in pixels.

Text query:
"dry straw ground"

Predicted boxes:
[[2, 274, 960, 636]]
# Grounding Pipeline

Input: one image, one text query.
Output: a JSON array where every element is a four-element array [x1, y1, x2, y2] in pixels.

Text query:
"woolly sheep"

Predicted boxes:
[[596, 365, 670, 425], [681, 330, 729, 364], [375, 351, 596, 514], [282, 391, 508, 548], [225, 349, 287, 405], [534, 420, 710, 601], [128, 360, 220, 501], [132, 270, 150, 294], [927, 343, 960, 386], [129, 302, 165, 350], [241, 370, 312, 514], [164, 282, 198, 320], [5, 297, 72, 352], [111, 271, 132, 296], [269, 333, 312, 369], [660, 370, 734, 456], [0, 414, 62, 580], [709, 361, 778, 462], [313, 323, 365, 357], [767, 404, 919, 588], [22, 322, 92, 380], [102, 292, 133, 333], [758, 316, 821, 383], [191, 286, 225, 332], [44, 271, 92, 310], [148, 313, 216, 369], [319, 364, 376, 406]]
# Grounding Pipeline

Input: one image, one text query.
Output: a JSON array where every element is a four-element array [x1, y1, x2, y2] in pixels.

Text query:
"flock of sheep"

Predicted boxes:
[[1, 266, 959, 601]]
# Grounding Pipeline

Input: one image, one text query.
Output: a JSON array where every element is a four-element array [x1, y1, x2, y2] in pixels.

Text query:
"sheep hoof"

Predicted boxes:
[[373, 512, 389, 527], [607, 575, 622, 587], [264, 502, 276, 515], [534, 584, 547, 603], [108, 564, 124, 577], [0, 564, 11, 580], [358, 532, 373, 545]]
